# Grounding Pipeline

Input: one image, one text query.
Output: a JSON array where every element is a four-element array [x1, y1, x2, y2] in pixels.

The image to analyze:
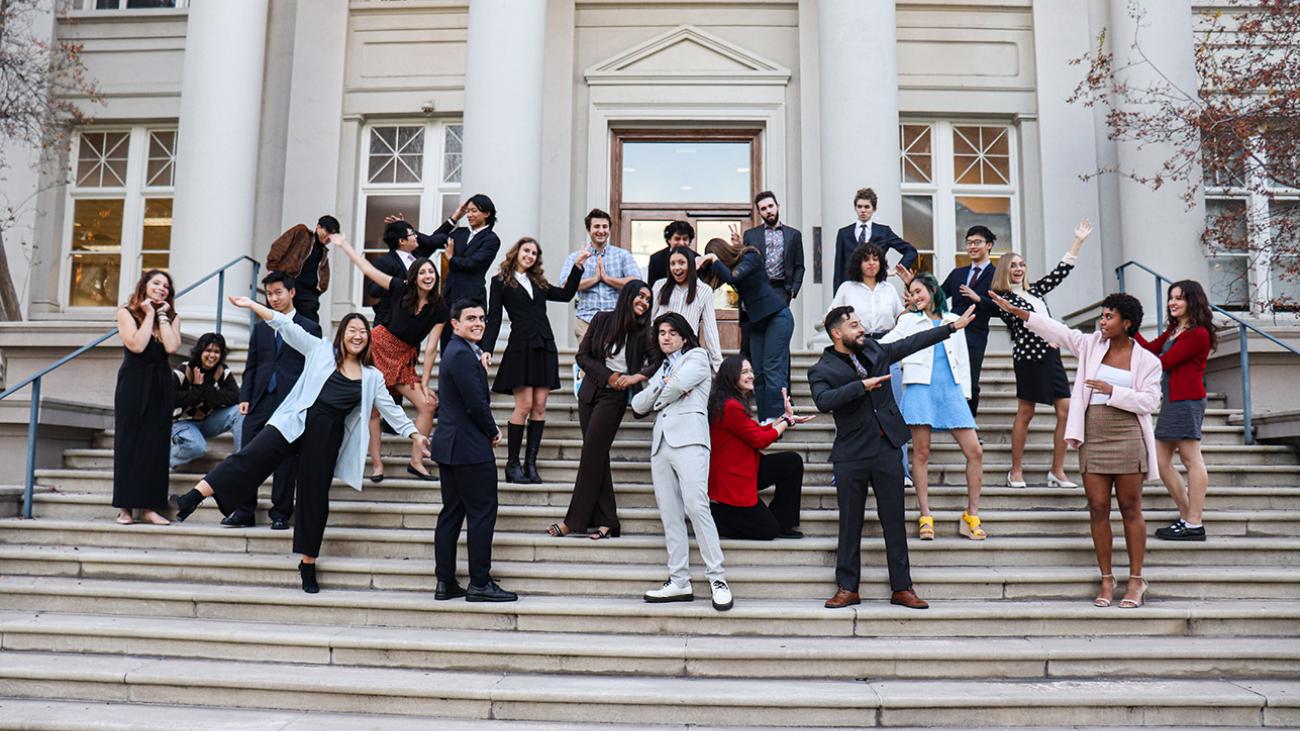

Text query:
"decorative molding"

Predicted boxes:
[[584, 25, 790, 86]]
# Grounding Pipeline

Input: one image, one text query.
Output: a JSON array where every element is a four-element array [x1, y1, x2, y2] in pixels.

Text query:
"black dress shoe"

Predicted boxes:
[[435, 580, 467, 601], [270, 518, 289, 531], [220, 513, 254, 528], [406, 465, 436, 482], [168, 489, 204, 522], [466, 580, 518, 603], [298, 561, 319, 594]]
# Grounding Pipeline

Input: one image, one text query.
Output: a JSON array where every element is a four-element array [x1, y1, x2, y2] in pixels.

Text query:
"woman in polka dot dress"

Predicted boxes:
[[991, 219, 1093, 488]]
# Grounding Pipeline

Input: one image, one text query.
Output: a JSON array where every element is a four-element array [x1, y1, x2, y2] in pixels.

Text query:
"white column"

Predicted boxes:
[[817, 0, 901, 307], [460, 0, 547, 255], [170, 0, 269, 334], [280, 0, 347, 231], [1108, 0, 1208, 291]]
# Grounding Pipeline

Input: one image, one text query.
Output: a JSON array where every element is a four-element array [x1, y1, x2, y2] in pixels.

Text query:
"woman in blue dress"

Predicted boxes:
[[883, 273, 986, 541]]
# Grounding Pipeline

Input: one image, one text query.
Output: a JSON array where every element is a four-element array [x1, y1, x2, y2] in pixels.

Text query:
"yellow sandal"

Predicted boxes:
[[918, 515, 935, 541], [959, 512, 987, 541]]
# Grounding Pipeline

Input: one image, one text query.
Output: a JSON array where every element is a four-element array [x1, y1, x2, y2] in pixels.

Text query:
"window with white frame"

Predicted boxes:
[[899, 121, 1019, 274], [356, 121, 463, 306], [64, 127, 176, 308]]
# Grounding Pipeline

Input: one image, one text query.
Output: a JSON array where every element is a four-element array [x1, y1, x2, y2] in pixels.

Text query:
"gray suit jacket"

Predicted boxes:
[[631, 347, 712, 455]]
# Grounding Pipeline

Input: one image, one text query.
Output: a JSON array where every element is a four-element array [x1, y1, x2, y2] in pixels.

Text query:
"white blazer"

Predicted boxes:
[[631, 347, 712, 456], [266, 312, 417, 491], [882, 310, 972, 400]]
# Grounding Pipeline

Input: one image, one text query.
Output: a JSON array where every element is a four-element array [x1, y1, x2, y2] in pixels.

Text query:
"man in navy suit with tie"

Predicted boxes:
[[833, 187, 919, 291], [231, 272, 321, 529], [940, 225, 999, 417], [430, 299, 516, 603], [406, 195, 501, 349]]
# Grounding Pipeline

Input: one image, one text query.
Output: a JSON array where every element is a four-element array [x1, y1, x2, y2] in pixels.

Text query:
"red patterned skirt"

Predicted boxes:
[[370, 325, 419, 389]]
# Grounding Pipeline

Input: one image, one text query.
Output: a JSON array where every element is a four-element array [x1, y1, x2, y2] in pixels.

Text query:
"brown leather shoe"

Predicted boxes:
[[890, 588, 929, 609], [824, 587, 861, 609]]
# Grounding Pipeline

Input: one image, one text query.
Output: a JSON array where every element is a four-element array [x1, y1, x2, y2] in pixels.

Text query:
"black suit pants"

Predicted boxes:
[[435, 460, 499, 587], [293, 296, 320, 324], [833, 451, 912, 593], [965, 329, 989, 417], [239, 398, 299, 522], [567, 386, 625, 533]]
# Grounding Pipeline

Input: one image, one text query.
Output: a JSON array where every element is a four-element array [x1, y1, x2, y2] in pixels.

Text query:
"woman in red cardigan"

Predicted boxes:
[[707, 354, 815, 540], [1136, 280, 1217, 542]]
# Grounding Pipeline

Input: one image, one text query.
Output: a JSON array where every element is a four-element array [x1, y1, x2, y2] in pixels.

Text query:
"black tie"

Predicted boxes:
[[858, 225, 867, 245]]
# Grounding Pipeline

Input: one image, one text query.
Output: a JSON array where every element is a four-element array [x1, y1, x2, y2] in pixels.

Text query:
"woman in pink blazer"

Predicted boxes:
[[991, 292, 1162, 609]]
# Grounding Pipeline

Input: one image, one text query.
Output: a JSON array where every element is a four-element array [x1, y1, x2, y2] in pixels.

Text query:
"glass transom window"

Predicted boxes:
[[621, 141, 751, 203]]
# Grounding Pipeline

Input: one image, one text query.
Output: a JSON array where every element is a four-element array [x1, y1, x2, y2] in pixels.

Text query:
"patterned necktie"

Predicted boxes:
[[858, 224, 867, 245], [850, 354, 870, 380]]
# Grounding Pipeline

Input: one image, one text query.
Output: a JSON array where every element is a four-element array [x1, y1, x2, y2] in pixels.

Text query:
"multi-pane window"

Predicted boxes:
[[64, 127, 176, 308], [900, 121, 1019, 274], [356, 122, 463, 306], [76, 0, 186, 9]]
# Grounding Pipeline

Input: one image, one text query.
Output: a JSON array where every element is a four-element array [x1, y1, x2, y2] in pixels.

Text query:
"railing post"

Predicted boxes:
[[1117, 266, 1126, 294], [1154, 277, 1164, 332], [22, 377, 41, 519], [249, 259, 261, 333], [215, 270, 226, 335], [1239, 323, 1253, 445]]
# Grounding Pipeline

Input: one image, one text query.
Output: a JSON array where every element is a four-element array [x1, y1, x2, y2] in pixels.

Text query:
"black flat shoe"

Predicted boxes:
[[406, 465, 436, 482], [298, 561, 319, 594], [435, 580, 467, 601], [168, 489, 204, 522], [368, 472, 385, 483], [466, 580, 518, 603], [270, 518, 289, 531], [220, 513, 254, 528], [778, 529, 804, 539]]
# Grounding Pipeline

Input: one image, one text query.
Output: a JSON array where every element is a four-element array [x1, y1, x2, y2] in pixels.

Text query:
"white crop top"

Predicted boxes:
[[1089, 363, 1132, 404]]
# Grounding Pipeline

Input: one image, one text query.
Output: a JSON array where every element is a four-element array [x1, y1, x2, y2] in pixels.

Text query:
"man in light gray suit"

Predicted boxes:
[[632, 313, 732, 611]]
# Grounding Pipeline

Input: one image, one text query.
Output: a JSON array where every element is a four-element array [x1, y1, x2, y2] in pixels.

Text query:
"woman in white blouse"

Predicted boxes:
[[651, 246, 723, 370], [829, 243, 905, 336]]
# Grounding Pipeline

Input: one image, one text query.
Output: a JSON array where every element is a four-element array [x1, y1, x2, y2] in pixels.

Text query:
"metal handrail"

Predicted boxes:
[[0, 255, 261, 518], [1116, 260, 1300, 445]]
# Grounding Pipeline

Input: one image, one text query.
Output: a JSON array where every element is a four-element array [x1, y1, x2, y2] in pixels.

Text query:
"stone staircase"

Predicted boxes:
[[1, 349, 1298, 728]]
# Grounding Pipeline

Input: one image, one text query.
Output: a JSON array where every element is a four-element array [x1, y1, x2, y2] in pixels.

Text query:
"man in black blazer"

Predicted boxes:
[[940, 225, 1000, 417], [430, 300, 516, 603], [647, 220, 698, 288], [232, 272, 321, 529], [406, 194, 501, 348], [809, 304, 974, 610], [741, 191, 804, 304], [833, 187, 919, 291], [370, 219, 438, 327]]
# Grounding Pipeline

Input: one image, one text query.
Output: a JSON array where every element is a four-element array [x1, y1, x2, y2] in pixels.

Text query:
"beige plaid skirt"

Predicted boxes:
[[1080, 404, 1148, 475]]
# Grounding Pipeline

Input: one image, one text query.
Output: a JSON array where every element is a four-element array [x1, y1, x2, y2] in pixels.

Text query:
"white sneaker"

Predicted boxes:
[[644, 580, 694, 603], [1046, 472, 1078, 488], [710, 580, 734, 611], [904, 476, 913, 487]]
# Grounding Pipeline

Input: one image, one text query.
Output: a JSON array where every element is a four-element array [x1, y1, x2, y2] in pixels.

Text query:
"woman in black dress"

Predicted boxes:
[[335, 235, 447, 482], [114, 269, 183, 525], [483, 237, 590, 483]]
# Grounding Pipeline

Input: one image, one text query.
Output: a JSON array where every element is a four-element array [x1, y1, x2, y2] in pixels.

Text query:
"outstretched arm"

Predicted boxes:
[[334, 236, 396, 291], [228, 296, 321, 355]]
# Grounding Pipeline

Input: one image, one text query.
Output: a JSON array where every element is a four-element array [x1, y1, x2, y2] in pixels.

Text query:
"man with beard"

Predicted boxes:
[[809, 304, 974, 610], [736, 190, 803, 370]]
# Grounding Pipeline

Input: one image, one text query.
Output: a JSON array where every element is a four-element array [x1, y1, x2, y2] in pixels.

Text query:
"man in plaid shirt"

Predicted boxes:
[[563, 208, 645, 341]]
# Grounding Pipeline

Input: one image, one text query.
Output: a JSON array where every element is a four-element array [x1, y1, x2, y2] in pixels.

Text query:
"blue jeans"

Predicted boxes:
[[171, 405, 244, 469], [750, 306, 794, 421]]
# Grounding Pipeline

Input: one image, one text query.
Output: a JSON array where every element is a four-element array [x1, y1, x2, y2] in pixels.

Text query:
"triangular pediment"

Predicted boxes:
[[585, 25, 790, 85]]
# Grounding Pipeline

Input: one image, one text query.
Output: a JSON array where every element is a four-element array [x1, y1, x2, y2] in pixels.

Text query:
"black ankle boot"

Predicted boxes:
[[298, 561, 319, 594], [168, 489, 204, 522], [504, 423, 526, 483], [524, 420, 545, 483]]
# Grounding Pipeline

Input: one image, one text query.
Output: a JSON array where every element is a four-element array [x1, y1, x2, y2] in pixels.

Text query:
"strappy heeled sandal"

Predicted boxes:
[[959, 511, 987, 541], [545, 522, 570, 538], [1094, 574, 1115, 607], [1119, 575, 1149, 609], [917, 515, 935, 541]]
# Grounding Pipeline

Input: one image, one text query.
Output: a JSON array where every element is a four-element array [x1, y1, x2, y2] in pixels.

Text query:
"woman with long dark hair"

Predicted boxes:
[[651, 246, 722, 370], [547, 280, 655, 539], [483, 237, 590, 483], [336, 235, 446, 482], [114, 269, 182, 525], [170, 332, 243, 469], [707, 354, 813, 540], [170, 300, 427, 594], [1137, 280, 1217, 542], [992, 291, 1162, 608]]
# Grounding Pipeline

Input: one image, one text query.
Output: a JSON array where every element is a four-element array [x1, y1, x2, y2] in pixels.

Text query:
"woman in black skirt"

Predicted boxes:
[[170, 297, 428, 593], [991, 219, 1093, 488], [483, 237, 590, 483], [114, 269, 183, 525]]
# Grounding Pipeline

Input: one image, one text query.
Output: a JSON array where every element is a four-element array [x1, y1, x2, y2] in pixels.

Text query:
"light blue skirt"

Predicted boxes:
[[901, 337, 976, 431]]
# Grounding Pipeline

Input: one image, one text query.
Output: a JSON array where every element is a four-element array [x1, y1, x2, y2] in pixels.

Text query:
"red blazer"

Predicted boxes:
[[1136, 326, 1210, 401], [708, 398, 780, 507]]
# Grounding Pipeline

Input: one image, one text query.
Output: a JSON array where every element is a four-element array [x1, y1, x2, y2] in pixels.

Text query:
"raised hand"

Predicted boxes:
[[1074, 218, 1094, 241], [952, 304, 979, 330], [575, 247, 593, 268], [894, 263, 915, 286], [452, 200, 469, 221], [958, 283, 981, 303], [729, 224, 741, 247], [383, 213, 406, 225], [227, 295, 255, 310], [327, 233, 344, 247], [986, 292, 1028, 321]]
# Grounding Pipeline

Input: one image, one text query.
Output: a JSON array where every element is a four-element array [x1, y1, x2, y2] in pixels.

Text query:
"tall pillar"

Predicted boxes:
[[170, 0, 269, 334], [460, 0, 547, 258], [1108, 0, 1208, 303], [817, 0, 901, 309]]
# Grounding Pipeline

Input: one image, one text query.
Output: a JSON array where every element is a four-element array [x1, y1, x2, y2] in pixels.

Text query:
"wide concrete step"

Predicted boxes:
[[0, 651, 1291, 726], [4, 544, 1298, 600], [3, 610, 1297, 681], [5, 576, 1295, 639]]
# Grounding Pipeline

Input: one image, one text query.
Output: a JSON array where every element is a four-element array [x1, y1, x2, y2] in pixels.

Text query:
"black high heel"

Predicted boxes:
[[168, 489, 204, 522], [298, 561, 320, 594]]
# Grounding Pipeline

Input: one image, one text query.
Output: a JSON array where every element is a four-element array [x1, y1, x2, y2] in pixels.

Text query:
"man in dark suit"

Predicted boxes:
[[407, 195, 501, 349], [809, 304, 974, 610], [833, 187, 919, 291], [647, 220, 697, 288], [430, 299, 516, 603], [741, 191, 804, 305], [231, 271, 321, 529], [940, 225, 999, 417], [370, 219, 438, 327]]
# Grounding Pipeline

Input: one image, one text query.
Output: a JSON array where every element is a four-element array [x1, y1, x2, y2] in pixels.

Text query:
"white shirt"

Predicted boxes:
[[1090, 363, 1132, 405], [830, 279, 904, 335], [513, 270, 534, 297], [855, 218, 873, 244], [396, 250, 416, 270]]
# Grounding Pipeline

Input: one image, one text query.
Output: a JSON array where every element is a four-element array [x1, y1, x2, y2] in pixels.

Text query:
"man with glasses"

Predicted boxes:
[[940, 225, 999, 416]]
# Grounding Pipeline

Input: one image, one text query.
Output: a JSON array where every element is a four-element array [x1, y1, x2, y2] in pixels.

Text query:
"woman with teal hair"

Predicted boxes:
[[883, 272, 987, 541]]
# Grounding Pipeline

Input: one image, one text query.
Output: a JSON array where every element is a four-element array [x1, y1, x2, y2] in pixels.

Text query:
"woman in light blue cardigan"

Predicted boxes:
[[171, 296, 427, 593]]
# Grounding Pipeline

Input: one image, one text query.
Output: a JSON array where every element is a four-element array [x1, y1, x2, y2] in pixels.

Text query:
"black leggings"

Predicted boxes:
[[206, 406, 346, 558], [710, 452, 803, 540]]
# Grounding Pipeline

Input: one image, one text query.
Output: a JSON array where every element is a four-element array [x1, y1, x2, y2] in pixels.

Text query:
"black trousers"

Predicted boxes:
[[711, 452, 804, 540], [239, 398, 299, 522], [965, 329, 989, 417], [435, 460, 499, 587], [566, 386, 625, 533], [206, 407, 345, 558], [834, 449, 912, 593], [293, 295, 320, 324]]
